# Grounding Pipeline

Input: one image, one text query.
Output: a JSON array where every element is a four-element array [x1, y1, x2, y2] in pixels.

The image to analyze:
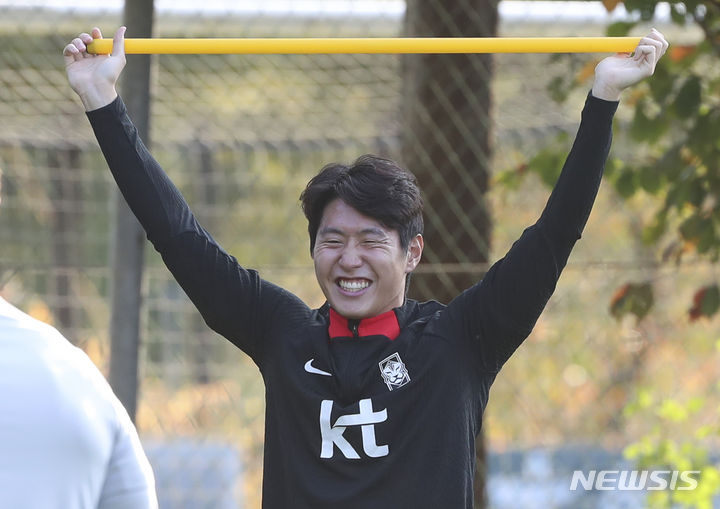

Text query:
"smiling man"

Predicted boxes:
[[64, 26, 667, 509], [302, 156, 424, 321]]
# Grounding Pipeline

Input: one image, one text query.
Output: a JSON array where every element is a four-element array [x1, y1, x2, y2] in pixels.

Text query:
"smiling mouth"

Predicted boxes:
[[337, 279, 371, 292]]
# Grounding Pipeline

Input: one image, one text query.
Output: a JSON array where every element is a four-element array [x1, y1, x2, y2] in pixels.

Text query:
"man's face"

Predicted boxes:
[[312, 199, 423, 320]]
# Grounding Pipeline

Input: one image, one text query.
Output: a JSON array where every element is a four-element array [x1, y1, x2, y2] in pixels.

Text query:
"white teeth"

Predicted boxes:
[[338, 280, 370, 292]]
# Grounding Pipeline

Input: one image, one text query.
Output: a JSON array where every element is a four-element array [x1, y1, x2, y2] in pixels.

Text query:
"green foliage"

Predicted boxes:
[[624, 390, 720, 508], [496, 4, 720, 504], [674, 75, 702, 119], [600, 4, 720, 503], [609, 281, 654, 321], [499, 0, 720, 321], [689, 284, 720, 321], [624, 0, 660, 21], [607, 21, 638, 37], [607, 4, 720, 275]]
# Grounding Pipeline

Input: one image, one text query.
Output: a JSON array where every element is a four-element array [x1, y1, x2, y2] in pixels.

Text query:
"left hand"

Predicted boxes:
[[591, 28, 669, 101]]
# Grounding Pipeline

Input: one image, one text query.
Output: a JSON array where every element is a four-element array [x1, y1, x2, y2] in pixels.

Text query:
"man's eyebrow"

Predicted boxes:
[[317, 226, 387, 237], [359, 227, 388, 237], [317, 227, 345, 236]]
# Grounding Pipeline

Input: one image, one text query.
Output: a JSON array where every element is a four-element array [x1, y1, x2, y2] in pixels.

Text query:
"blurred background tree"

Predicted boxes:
[[496, 1, 720, 505], [499, 0, 720, 323]]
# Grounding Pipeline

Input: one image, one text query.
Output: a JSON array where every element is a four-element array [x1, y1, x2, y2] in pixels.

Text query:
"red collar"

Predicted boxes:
[[328, 308, 400, 340]]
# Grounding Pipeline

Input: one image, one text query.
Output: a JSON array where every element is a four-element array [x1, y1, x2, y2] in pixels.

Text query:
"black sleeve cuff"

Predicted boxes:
[[86, 95, 126, 123], [586, 89, 620, 116]]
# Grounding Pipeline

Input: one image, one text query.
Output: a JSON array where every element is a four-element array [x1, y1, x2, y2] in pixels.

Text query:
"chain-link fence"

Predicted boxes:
[[0, 2, 715, 508]]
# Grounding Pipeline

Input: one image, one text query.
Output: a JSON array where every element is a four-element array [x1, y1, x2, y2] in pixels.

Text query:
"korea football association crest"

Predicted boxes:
[[379, 353, 410, 391]]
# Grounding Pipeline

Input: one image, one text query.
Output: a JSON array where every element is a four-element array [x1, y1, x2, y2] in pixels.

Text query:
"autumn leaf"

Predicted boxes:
[[602, 0, 623, 12], [689, 284, 720, 321], [610, 282, 654, 321], [670, 45, 697, 63], [610, 283, 632, 317]]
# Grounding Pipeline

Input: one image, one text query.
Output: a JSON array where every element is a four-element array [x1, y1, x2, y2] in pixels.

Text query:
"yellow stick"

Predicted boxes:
[[87, 37, 641, 55]]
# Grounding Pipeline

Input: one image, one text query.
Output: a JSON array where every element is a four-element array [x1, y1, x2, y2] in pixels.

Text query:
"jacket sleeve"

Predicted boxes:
[[440, 92, 619, 373], [87, 97, 306, 365]]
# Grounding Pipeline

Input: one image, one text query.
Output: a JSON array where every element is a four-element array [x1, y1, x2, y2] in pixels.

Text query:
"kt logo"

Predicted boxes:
[[320, 399, 389, 459]]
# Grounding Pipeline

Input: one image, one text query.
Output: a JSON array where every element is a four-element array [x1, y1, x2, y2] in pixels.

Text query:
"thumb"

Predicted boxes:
[[112, 26, 126, 58]]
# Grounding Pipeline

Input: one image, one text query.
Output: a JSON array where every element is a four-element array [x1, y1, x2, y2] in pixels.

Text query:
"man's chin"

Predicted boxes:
[[329, 300, 371, 320], [334, 308, 369, 320]]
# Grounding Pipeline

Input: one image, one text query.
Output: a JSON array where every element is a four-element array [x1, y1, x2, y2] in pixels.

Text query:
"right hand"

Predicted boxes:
[[63, 27, 127, 111]]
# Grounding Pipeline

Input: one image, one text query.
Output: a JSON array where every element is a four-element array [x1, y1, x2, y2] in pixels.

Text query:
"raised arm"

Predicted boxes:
[[64, 27, 185, 244], [443, 30, 668, 372], [64, 28, 306, 363]]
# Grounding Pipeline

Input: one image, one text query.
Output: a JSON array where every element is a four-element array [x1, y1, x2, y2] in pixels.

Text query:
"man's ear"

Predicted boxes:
[[405, 234, 423, 273]]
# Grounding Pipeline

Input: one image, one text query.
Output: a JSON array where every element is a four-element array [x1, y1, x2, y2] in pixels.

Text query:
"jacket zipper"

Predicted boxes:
[[348, 319, 360, 338]]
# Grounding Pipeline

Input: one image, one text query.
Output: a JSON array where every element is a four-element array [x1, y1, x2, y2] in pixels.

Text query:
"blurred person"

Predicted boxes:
[[0, 171, 157, 509], [64, 27, 667, 509]]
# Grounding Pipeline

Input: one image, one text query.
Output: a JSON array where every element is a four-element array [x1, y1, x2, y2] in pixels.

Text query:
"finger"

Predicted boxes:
[[112, 26, 126, 58], [71, 37, 87, 53], [637, 36, 663, 53], [634, 44, 658, 73], [85, 28, 105, 58], [635, 37, 662, 66], [63, 43, 78, 57], [62, 43, 80, 64], [639, 31, 666, 60], [648, 28, 669, 56], [634, 45, 655, 59], [78, 32, 95, 59]]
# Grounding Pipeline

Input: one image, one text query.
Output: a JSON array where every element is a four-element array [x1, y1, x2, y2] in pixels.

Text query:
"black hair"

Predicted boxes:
[[300, 154, 424, 254]]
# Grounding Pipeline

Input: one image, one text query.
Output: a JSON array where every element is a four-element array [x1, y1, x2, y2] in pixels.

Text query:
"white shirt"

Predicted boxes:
[[0, 297, 158, 509]]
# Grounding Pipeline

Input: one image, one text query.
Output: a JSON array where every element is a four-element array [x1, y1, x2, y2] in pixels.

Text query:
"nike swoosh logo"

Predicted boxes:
[[304, 359, 332, 377]]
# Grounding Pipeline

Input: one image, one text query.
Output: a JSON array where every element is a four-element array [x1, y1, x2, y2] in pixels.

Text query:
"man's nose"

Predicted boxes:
[[338, 244, 363, 269]]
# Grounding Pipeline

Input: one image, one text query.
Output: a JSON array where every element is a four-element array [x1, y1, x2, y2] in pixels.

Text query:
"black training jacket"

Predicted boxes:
[[87, 93, 617, 509]]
